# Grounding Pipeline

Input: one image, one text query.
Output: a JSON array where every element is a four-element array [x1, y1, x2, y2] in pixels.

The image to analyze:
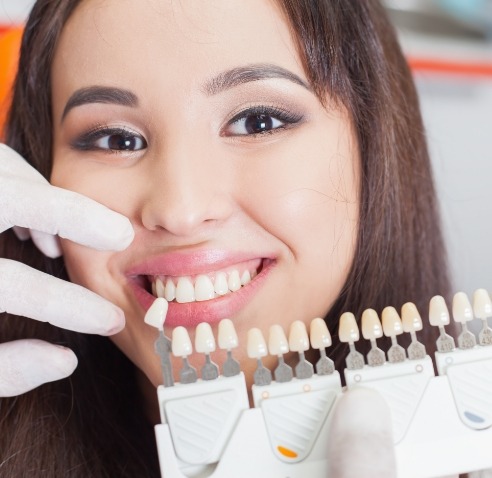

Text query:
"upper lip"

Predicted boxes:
[[125, 249, 272, 278]]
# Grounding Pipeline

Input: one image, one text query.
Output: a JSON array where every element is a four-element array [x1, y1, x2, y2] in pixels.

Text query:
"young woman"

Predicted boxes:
[[0, 0, 449, 476]]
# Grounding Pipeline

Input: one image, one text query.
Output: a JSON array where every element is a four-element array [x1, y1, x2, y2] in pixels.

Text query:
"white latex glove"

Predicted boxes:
[[0, 144, 135, 397], [327, 387, 397, 478]]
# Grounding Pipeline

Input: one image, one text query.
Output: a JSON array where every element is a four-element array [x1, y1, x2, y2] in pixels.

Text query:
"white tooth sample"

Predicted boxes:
[[268, 325, 289, 356], [175, 277, 195, 303], [473, 289, 492, 319], [195, 322, 216, 354], [240, 270, 251, 286], [228, 270, 241, 292], [429, 295, 450, 326], [155, 277, 165, 298], [247, 328, 268, 359], [172, 326, 193, 357], [164, 278, 176, 302], [381, 307, 403, 337], [401, 302, 426, 360], [452, 292, 474, 323], [361, 309, 383, 340], [338, 312, 359, 343], [401, 302, 423, 332], [218, 319, 238, 350], [194, 275, 215, 302], [214, 272, 229, 296], [288, 320, 310, 352], [310, 317, 332, 349], [144, 297, 168, 330]]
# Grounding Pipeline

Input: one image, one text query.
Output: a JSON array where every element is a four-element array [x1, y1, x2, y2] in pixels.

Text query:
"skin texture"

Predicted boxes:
[[50, 0, 359, 412]]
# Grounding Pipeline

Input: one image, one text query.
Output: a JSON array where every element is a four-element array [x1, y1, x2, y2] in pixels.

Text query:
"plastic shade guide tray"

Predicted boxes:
[[144, 289, 492, 478]]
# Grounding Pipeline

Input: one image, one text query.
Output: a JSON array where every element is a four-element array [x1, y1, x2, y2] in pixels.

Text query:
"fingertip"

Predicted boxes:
[[30, 230, 62, 258], [101, 306, 126, 336], [53, 345, 79, 376], [92, 211, 135, 251], [13, 226, 31, 241]]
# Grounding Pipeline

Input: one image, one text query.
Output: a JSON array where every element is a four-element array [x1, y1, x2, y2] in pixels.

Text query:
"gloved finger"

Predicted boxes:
[[13, 225, 30, 241], [0, 144, 134, 251], [0, 259, 125, 335], [327, 387, 396, 478], [0, 339, 78, 397], [30, 229, 62, 258]]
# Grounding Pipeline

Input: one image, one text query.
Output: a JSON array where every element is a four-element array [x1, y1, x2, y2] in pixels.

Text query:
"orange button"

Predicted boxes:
[[277, 445, 298, 459]]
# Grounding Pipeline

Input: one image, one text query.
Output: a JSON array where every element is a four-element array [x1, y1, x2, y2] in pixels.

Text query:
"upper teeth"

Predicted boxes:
[[151, 269, 255, 303]]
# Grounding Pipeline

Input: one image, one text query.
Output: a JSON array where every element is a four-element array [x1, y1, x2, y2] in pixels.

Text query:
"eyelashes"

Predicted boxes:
[[70, 125, 147, 153], [222, 105, 304, 137], [70, 104, 305, 154]]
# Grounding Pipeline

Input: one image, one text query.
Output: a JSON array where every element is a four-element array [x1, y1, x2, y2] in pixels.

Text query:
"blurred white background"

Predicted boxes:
[[1, 0, 492, 298]]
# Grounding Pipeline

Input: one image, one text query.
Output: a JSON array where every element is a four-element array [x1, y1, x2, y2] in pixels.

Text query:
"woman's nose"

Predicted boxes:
[[140, 146, 234, 237]]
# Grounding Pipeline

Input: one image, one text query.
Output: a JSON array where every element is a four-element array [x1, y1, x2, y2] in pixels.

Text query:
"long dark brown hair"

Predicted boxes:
[[0, 0, 449, 476]]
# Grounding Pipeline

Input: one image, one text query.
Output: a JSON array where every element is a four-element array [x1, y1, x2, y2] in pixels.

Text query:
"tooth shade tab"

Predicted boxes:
[[473, 289, 492, 346], [247, 328, 268, 359], [218, 319, 239, 350], [429, 296, 456, 352], [361, 309, 383, 340], [309, 318, 335, 375], [382, 307, 403, 337], [473, 289, 492, 319], [452, 292, 477, 349], [338, 312, 360, 343], [310, 318, 332, 349], [429, 295, 451, 327], [381, 307, 406, 363], [172, 326, 193, 357], [155, 331, 174, 387], [268, 325, 290, 356], [248, 328, 272, 386], [195, 322, 216, 354], [401, 302, 423, 332], [452, 292, 474, 323], [288, 321, 310, 353], [144, 297, 169, 330]]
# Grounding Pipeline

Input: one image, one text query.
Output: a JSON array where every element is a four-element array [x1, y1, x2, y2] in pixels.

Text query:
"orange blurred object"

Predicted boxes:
[[0, 26, 23, 139]]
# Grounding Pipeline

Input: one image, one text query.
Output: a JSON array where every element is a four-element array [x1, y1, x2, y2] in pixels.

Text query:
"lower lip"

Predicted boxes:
[[128, 260, 275, 328]]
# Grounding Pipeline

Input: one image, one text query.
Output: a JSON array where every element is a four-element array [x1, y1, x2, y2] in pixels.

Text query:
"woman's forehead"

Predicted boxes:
[[50, 0, 308, 122], [52, 0, 302, 79]]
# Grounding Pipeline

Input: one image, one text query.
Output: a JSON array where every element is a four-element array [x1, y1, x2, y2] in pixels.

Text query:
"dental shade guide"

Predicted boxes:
[[146, 290, 492, 478], [144, 298, 174, 387]]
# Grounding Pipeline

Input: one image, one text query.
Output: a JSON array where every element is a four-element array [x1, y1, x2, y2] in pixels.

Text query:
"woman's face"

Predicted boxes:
[[50, 0, 359, 397]]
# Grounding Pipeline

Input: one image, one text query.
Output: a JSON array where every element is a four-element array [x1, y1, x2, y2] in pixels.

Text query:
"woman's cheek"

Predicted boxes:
[[60, 240, 117, 301]]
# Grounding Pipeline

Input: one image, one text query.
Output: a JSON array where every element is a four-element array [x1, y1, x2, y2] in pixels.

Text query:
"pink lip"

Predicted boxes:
[[125, 250, 275, 327]]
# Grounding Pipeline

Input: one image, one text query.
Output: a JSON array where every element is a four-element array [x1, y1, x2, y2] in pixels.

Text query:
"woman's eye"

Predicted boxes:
[[72, 128, 148, 153], [94, 132, 146, 151], [228, 114, 285, 136], [223, 107, 303, 137]]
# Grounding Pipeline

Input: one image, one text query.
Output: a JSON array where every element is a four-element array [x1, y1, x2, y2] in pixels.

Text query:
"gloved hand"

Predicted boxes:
[[327, 387, 397, 478], [0, 144, 135, 397]]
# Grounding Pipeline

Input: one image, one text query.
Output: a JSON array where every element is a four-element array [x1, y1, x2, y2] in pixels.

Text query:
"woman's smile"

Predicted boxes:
[[125, 250, 275, 326]]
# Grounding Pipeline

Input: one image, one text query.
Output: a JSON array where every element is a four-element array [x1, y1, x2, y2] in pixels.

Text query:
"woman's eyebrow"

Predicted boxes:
[[61, 86, 138, 122], [203, 63, 311, 95]]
